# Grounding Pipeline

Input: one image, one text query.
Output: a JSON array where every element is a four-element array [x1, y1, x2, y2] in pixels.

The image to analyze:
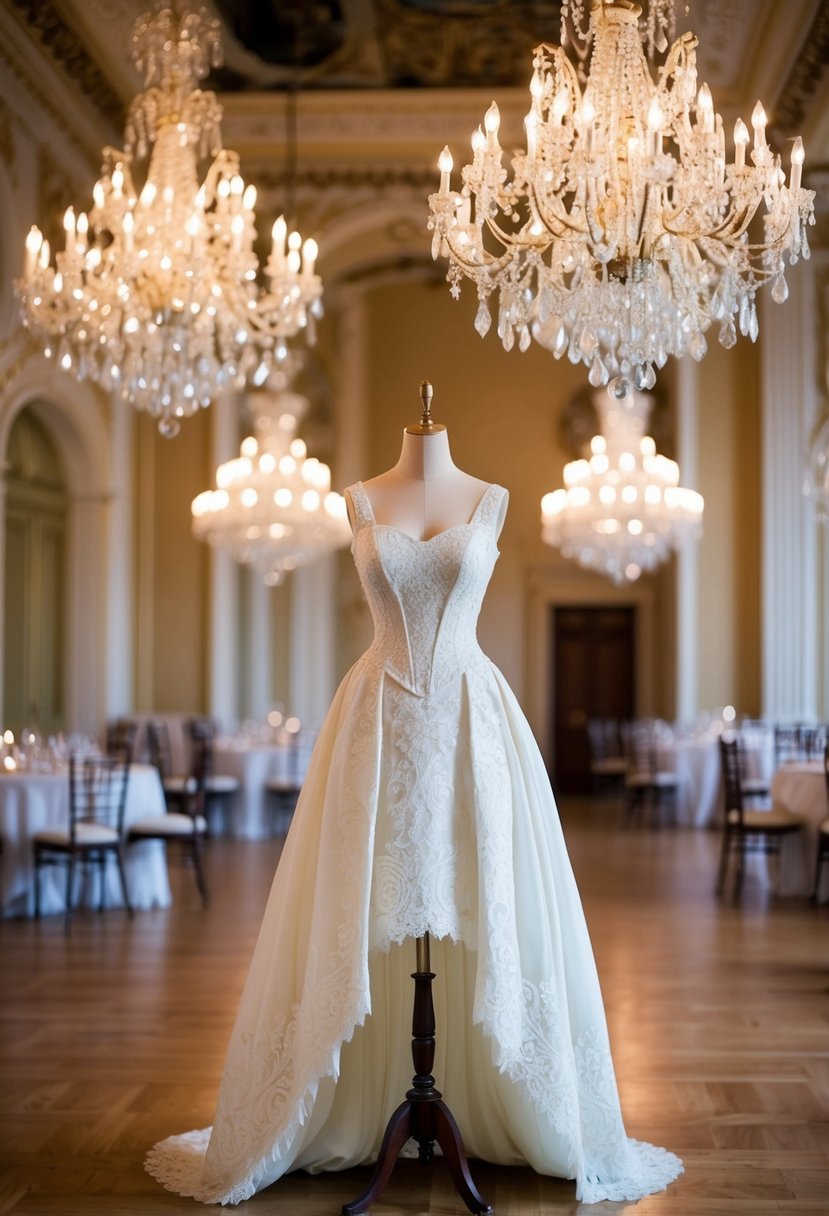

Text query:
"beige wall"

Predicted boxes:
[[134, 410, 211, 715], [695, 339, 762, 716]]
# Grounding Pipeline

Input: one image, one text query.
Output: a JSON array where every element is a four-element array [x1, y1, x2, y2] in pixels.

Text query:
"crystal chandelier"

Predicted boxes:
[[16, 6, 323, 437], [541, 382, 703, 582], [427, 0, 815, 391], [191, 389, 351, 584]]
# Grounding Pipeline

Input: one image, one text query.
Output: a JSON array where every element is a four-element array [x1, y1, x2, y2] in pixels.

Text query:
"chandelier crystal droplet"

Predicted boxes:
[[541, 380, 703, 583], [191, 390, 351, 583], [16, 6, 323, 437], [427, 0, 815, 388]]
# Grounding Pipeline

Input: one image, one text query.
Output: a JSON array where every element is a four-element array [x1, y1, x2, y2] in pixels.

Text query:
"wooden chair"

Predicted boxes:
[[736, 731, 770, 805], [587, 718, 628, 795], [812, 741, 829, 903], [187, 718, 240, 835], [147, 720, 193, 810], [128, 731, 210, 907], [623, 720, 678, 827], [106, 717, 138, 763], [33, 754, 132, 928], [717, 736, 803, 900]]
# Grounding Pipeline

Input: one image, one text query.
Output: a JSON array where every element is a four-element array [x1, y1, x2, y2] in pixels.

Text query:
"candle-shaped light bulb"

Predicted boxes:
[[112, 167, 124, 195], [484, 101, 500, 138], [790, 135, 805, 191], [63, 206, 75, 244], [530, 70, 543, 107], [287, 230, 302, 252], [733, 117, 749, 168], [122, 209, 134, 250], [76, 212, 88, 245], [552, 86, 569, 124], [302, 237, 318, 277], [287, 248, 301, 274], [93, 181, 105, 210], [438, 145, 453, 193], [697, 83, 714, 133], [39, 238, 50, 269], [139, 180, 157, 208], [471, 126, 485, 155], [230, 174, 244, 196], [25, 225, 42, 276], [524, 108, 538, 160], [647, 96, 663, 157], [242, 183, 257, 211], [751, 100, 767, 147]]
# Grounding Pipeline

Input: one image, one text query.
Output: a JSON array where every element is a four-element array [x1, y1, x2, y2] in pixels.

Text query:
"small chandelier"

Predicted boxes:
[[16, 6, 322, 437], [541, 381, 703, 582], [427, 0, 815, 391], [191, 389, 351, 584]]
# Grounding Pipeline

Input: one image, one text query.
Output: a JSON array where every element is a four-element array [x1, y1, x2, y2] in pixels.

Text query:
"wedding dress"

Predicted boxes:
[[146, 480, 682, 1205]]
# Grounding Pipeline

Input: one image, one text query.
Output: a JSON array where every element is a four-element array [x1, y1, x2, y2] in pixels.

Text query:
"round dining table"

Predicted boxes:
[[0, 762, 172, 917]]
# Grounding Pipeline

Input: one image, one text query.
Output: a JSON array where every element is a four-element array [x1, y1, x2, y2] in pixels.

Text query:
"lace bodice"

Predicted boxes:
[[345, 481, 508, 698]]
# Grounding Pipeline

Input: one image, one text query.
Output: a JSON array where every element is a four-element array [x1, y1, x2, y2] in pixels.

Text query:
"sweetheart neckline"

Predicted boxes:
[[352, 481, 497, 544]]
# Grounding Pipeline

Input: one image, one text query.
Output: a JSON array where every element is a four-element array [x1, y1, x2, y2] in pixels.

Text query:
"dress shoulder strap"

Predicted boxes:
[[344, 481, 375, 533], [477, 483, 509, 539]]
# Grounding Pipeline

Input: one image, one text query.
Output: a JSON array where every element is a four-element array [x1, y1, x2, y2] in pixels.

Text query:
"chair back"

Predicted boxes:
[[147, 721, 174, 779], [824, 739, 829, 801], [184, 731, 210, 820], [187, 718, 216, 777], [720, 736, 744, 826], [774, 724, 803, 765], [802, 724, 828, 761], [106, 718, 137, 763], [69, 754, 130, 843], [625, 720, 657, 781]]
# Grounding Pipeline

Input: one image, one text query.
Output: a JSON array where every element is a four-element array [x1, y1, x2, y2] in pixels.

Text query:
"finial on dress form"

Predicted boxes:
[[405, 378, 446, 435]]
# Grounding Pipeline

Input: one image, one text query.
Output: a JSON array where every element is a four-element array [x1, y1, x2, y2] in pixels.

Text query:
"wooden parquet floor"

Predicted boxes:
[[1, 800, 828, 1216]]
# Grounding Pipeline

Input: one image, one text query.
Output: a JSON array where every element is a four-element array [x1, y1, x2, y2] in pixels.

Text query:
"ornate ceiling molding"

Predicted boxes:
[[8, 0, 123, 128], [773, 0, 829, 136]]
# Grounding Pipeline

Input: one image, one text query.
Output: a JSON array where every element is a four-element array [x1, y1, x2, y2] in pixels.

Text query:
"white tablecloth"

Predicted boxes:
[[771, 761, 828, 898], [0, 763, 172, 916], [212, 738, 314, 839]]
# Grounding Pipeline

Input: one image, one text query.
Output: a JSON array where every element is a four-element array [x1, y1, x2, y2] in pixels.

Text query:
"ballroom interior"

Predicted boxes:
[[0, 1, 828, 1214]]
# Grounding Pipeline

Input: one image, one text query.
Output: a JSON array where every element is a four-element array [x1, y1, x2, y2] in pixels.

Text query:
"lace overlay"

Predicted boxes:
[[145, 478, 682, 1206]]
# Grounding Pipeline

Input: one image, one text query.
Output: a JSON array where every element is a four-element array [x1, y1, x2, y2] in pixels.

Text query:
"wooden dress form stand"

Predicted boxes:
[[342, 932, 493, 1215]]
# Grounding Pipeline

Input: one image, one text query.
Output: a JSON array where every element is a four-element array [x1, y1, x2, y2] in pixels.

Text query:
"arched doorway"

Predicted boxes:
[[3, 406, 68, 733]]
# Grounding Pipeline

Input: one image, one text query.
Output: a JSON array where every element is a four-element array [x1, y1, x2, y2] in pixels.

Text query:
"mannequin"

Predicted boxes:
[[351, 381, 498, 540]]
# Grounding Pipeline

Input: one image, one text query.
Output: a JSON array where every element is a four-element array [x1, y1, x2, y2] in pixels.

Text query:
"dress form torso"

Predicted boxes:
[[358, 430, 492, 542]]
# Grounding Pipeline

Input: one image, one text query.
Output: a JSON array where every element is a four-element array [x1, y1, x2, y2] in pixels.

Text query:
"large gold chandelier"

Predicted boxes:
[[427, 0, 815, 391], [16, 6, 322, 437]]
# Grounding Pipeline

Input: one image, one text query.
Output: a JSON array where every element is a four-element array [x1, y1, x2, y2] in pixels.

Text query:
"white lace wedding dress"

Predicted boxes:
[[146, 480, 682, 1205]]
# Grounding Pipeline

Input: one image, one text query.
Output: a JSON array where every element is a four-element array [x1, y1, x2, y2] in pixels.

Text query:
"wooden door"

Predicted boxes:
[[551, 605, 635, 794]]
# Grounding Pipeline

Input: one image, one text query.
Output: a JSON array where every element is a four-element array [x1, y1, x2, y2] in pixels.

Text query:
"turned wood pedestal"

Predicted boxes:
[[341, 933, 492, 1215]]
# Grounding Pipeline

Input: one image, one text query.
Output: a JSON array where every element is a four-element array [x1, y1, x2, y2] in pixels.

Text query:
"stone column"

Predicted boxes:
[[675, 356, 700, 724], [761, 261, 820, 719]]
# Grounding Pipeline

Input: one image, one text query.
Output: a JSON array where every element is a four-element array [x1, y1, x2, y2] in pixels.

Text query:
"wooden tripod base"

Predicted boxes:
[[341, 936, 492, 1216]]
